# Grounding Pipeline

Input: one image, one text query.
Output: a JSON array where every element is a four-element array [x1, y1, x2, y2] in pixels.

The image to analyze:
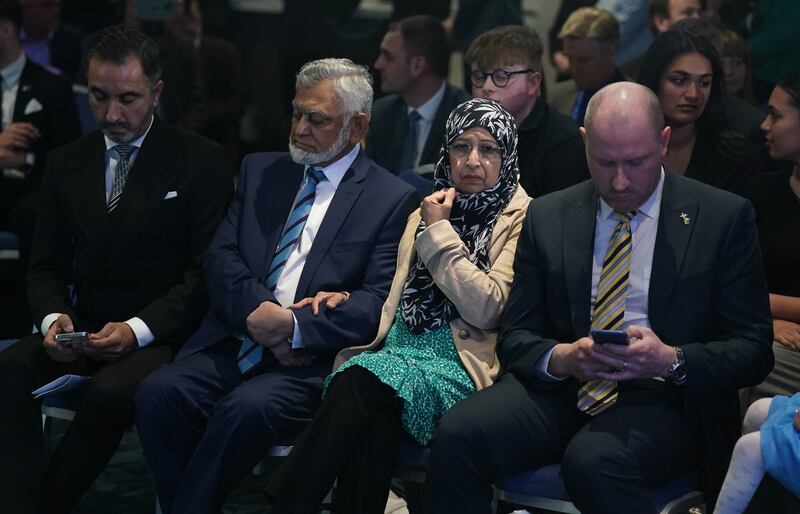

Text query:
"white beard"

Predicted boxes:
[[289, 122, 353, 166]]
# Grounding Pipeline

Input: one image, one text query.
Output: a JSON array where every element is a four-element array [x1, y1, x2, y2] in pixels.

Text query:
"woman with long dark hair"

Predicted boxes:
[[638, 29, 759, 195]]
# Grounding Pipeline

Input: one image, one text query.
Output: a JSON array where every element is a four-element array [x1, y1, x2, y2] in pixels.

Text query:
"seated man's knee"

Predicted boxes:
[[562, 433, 633, 492], [134, 365, 180, 419], [430, 400, 486, 461]]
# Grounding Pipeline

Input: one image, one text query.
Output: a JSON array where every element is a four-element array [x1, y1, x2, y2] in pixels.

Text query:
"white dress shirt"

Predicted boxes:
[[407, 81, 445, 169], [273, 143, 360, 347], [534, 169, 665, 380], [41, 117, 158, 347]]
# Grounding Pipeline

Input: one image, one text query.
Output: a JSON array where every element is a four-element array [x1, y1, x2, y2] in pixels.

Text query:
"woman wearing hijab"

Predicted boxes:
[[262, 97, 531, 514]]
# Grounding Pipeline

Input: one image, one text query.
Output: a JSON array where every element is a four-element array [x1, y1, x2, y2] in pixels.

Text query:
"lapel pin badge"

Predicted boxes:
[[680, 212, 691, 225]]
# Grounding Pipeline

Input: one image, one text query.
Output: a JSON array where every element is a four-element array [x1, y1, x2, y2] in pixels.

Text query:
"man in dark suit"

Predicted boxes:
[[20, 0, 84, 80], [0, 0, 81, 303], [366, 15, 468, 174], [0, 25, 233, 513], [549, 7, 627, 124], [135, 58, 419, 514], [425, 82, 774, 514], [167, 0, 243, 162], [466, 25, 589, 198]]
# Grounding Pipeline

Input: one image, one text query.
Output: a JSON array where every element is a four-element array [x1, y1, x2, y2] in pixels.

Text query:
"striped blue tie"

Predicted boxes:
[[237, 167, 327, 373]]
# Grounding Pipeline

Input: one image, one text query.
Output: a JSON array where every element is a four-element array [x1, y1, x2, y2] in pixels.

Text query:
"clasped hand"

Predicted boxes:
[[421, 188, 457, 226], [43, 314, 137, 362], [246, 301, 310, 367], [549, 325, 677, 382]]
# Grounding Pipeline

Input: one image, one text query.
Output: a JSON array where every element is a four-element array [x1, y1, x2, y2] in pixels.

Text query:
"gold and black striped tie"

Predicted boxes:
[[577, 210, 636, 416]]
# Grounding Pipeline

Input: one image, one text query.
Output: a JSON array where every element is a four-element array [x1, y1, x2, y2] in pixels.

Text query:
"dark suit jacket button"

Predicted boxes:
[[458, 329, 469, 340]]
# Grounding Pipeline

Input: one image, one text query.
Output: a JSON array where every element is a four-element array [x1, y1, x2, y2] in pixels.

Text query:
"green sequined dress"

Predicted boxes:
[[325, 308, 476, 445]]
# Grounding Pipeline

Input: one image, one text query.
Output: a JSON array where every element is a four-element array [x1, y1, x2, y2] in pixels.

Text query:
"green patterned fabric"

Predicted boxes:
[[325, 308, 475, 445]]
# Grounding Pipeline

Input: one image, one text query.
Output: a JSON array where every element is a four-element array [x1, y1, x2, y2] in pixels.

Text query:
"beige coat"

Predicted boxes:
[[333, 187, 531, 390]]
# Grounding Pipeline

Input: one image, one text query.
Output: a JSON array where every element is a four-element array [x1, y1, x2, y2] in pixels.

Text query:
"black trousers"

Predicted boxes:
[[0, 333, 174, 514], [425, 372, 700, 514], [264, 365, 405, 514]]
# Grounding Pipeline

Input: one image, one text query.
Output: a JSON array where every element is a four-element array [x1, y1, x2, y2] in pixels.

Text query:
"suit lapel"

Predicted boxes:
[[295, 152, 366, 297], [12, 61, 34, 121], [419, 85, 451, 164], [255, 158, 305, 281], [62, 132, 112, 251], [648, 173, 697, 333], [107, 119, 177, 254], [389, 106, 409, 171], [563, 182, 597, 337]]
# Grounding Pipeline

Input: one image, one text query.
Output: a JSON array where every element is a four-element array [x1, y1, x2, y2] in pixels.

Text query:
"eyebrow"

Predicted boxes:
[[667, 70, 713, 78]]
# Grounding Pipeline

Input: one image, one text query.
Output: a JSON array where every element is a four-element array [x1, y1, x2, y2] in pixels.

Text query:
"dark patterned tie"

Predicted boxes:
[[107, 145, 136, 213], [237, 167, 328, 373], [400, 110, 422, 171], [577, 210, 636, 416]]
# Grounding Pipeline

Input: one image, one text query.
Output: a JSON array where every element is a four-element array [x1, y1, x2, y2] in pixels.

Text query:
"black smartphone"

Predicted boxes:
[[54, 331, 89, 347], [590, 329, 630, 345]]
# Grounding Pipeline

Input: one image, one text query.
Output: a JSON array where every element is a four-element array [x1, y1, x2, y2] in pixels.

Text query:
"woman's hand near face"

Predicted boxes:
[[421, 188, 457, 226]]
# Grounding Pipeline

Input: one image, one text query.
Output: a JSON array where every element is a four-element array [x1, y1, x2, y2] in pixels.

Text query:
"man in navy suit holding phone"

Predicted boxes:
[[135, 57, 419, 514], [425, 82, 774, 514]]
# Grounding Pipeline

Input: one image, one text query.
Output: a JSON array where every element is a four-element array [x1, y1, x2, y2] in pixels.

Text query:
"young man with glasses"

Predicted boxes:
[[465, 24, 589, 198]]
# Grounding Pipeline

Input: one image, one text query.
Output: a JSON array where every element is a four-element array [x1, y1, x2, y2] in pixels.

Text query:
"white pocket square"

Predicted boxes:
[[164, 191, 178, 200], [24, 98, 43, 115]]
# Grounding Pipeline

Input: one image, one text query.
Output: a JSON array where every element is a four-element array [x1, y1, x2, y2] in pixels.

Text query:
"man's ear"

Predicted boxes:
[[527, 71, 543, 97], [349, 112, 370, 143], [653, 14, 670, 34], [151, 79, 165, 108], [409, 55, 426, 78]]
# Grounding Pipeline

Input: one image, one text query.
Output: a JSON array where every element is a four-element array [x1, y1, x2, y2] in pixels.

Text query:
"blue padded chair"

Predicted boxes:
[[0, 230, 20, 261], [398, 169, 433, 197], [395, 442, 703, 514]]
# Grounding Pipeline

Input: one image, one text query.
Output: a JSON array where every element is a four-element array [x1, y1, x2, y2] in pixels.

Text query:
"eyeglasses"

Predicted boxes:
[[448, 141, 503, 160], [470, 68, 534, 88]]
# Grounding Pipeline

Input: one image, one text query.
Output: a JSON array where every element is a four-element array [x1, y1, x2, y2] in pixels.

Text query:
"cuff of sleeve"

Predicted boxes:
[[25, 152, 35, 167], [290, 312, 303, 349], [533, 346, 568, 382], [126, 317, 155, 347], [40, 313, 63, 335]]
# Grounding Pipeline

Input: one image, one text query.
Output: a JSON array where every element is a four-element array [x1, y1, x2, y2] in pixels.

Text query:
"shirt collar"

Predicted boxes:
[[407, 81, 446, 122], [306, 142, 360, 188], [2, 52, 26, 88], [598, 167, 665, 222], [103, 115, 155, 153]]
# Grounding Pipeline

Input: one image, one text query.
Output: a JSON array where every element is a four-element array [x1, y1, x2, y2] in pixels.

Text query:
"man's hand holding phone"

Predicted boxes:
[[591, 325, 677, 381], [43, 314, 82, 363]]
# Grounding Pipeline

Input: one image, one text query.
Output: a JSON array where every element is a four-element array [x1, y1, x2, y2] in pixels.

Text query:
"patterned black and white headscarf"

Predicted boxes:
[[401, 97, 519, 334]]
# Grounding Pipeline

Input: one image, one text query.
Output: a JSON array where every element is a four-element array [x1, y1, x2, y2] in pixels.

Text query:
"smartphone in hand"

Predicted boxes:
[[590, 329, 631, 345], [54, 331, 89, 347]]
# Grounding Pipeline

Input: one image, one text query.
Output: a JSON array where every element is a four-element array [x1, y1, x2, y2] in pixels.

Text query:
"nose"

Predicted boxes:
[[684, 81, 698, 99], [105, 100, 123, 123], [374, 55, 383, 70], [611, 168, 630, 191], [293, 115, 310, 135], [760, 116, 770, 133], [466, 145, 482, 166]]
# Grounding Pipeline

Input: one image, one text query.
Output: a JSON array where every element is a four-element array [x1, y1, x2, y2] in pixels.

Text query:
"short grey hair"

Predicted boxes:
[[295, 58, 373, 118]]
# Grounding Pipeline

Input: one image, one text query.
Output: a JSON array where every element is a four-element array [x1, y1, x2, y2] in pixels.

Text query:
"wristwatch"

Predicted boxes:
[[664, 347, 687, 385]]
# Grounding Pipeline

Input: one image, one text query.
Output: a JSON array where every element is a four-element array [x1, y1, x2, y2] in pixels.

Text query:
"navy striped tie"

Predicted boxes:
[[107, 145, 136, 213], [237, 167, 327, 373]]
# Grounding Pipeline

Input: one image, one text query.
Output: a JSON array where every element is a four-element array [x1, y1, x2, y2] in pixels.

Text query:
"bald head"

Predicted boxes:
[[580, 82, 670, 212], [584, 82, 665, 142]]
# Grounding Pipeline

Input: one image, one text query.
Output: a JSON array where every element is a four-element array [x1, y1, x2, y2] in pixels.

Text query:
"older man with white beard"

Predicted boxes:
[[134, 58, 419, 514]]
